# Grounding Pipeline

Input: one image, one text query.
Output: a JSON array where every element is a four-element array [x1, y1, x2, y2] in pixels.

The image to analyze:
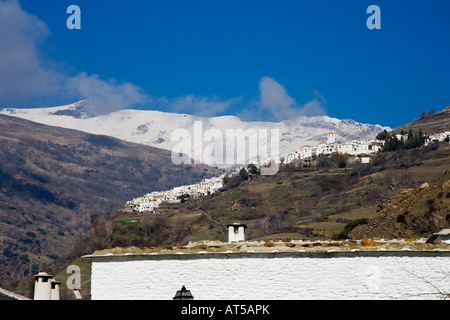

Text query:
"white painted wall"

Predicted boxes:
[[89, 253, 450, 300]]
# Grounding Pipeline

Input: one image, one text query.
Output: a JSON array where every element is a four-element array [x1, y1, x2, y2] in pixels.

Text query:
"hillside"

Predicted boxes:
[[395, 105, 450, 134], [6, 104, 450, 299], [349, 165, 450, 240], [87, 142, 450, 250], [0, 114, 222, 290]]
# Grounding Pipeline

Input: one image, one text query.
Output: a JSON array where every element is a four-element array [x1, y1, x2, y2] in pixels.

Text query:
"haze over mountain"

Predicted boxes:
[[0, 100, 391, 168]]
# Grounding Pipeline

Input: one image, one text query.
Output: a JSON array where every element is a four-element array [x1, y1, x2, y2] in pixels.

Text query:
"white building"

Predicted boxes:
[[327, 132, 336, 144], [137, 201, 160, 213], [425, 131, 450, 146], [84, 241, 450, 300], [396, 134, 409, 142], [280, 133, 383, 165]]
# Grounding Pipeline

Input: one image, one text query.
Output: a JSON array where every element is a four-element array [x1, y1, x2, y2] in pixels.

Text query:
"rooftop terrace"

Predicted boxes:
[[84, 238, 450, 259]]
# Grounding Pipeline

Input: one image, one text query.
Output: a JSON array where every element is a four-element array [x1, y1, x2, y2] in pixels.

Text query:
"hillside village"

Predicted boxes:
[[127, 130, 450, 214], [425, 131, 450, 146], [127, 132, 386, 213]]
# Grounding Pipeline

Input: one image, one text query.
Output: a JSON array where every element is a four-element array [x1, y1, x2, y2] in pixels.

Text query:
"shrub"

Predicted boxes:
[[26, 231, 36, 238], [239, 168, 249, 180], [111, 235, 129, 247], [131, 238, 147, 247], [332, 218, 368, 240], [37, 228, 47, 235]]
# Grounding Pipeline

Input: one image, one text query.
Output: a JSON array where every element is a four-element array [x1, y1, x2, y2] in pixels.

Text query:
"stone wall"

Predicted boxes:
[[89, 251, 450, 300]]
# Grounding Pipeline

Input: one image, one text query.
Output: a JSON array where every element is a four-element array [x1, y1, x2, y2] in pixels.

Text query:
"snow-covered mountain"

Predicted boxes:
[[0, 100, 391, 168]]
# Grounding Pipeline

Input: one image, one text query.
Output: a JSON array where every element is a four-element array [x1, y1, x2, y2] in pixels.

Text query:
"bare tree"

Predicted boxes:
[[141, 214, 153, 237]]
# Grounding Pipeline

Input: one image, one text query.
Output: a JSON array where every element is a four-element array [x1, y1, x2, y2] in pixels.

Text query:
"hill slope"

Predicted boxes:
[[91, 142, 450, 252], [0, 114, 222, 288], [349, 165, 450, 240], [395, 105, 450, 134]]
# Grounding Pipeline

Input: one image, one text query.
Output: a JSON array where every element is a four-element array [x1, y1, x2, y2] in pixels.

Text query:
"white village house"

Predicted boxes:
[[425, 131, 450, 146], [276, 132, 383, 165], [127, 176, 224, 213]]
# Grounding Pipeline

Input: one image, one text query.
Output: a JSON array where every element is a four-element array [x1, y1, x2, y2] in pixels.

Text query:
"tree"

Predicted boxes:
[[247, 163, 259, 175], [317, 156, 331, 168], [383, 134, 402, 152], [172, 215, 192, 242], [419, 111, 427, 120], [141, 214, 153, 237], [376, 130, 389, 140], [239, 167, 249, 180], [330, 152, 346, 168]]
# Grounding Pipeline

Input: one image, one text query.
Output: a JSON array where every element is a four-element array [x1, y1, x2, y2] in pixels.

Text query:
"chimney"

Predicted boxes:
[[33, 272, 53, 300], [227, 223, 247, 243], [50, 279, 61, 300], [33, 272, 60, 300]]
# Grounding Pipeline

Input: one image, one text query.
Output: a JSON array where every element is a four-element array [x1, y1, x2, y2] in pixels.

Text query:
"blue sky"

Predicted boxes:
[[1, 0, 449, 128]]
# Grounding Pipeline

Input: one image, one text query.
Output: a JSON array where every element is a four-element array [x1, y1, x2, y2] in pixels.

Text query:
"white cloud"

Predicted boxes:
[[0, 1, 326, 121], [65, 72, 149, 115], [0, 0, 148, 113], [0, 0, 62, 105], [158, 94, 242, 117], [256, 76, 327, 121]]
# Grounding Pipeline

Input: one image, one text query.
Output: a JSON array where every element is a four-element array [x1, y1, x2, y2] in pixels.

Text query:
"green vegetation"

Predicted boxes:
[[378, 128, 426, 152]]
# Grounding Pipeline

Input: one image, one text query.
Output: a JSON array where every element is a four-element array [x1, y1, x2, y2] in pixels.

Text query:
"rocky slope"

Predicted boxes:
[[349, 166, 450, 239]]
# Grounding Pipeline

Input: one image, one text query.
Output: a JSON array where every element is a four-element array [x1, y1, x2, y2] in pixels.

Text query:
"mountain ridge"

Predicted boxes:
[[0, 101, 391, 167], [394, 105, 450, 134]]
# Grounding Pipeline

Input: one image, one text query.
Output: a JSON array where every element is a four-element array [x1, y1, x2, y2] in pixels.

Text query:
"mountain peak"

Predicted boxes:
[[49, 100, 98, 119]]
